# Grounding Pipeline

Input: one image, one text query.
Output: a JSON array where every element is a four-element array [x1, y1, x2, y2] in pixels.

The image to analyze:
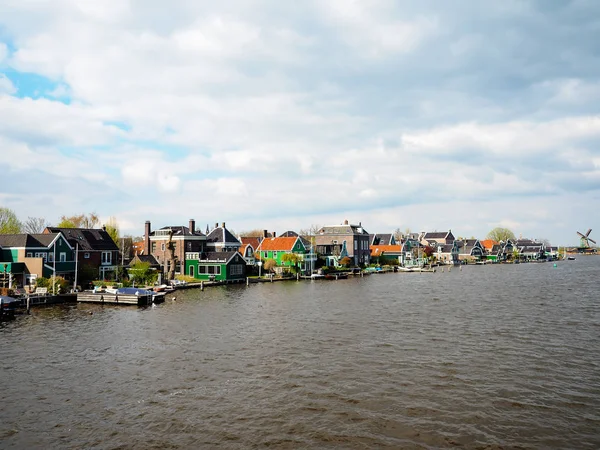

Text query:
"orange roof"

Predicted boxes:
[[480, 239, 498, 250], [240, 237, 261, 249], [370, 245, 403, 255], [257, 236, 298, 252]]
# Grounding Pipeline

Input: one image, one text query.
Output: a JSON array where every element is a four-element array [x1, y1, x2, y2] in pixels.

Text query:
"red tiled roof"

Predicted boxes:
[[240, 237, 260, 249], [257, 237, 297, 251]]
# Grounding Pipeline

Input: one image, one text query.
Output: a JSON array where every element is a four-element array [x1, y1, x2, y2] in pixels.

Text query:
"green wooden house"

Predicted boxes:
[[185, 251, 246, 281], [256, 236, 315, 273], [0, 233, 76, 288]]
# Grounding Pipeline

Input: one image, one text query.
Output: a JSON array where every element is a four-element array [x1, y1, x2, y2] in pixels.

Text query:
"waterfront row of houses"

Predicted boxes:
[[0, 218, 559, 288]]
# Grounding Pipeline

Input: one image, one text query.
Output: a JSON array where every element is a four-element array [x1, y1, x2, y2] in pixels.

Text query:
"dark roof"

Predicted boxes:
[[129, 254, 160, 267], [152, 226, 205, 237], [0, 233, 61, 248], [206, 227, 241, 245], [45, 227, 119, 252], [370, 233, 394, 245], [437, 243, 455, 253], [198, 251, 241, 263], [318, 224, 369, 236], [423, 231, 448, 239]]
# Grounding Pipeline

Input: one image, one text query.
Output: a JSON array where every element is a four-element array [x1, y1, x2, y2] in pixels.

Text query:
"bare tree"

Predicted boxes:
[[22, 217, 50, 234], [239, 229, 267, 237], [57, 213, 100, 228]]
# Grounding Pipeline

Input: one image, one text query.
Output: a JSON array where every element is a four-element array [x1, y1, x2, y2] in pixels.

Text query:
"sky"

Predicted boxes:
[[0, 0, 599, 245]]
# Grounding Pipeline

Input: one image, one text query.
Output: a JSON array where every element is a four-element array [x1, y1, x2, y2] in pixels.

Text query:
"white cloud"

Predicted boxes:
[[0, 42, 8, 63], [0, 0, 599, 245], [318, 0, 437, 58], [0, 74, 16, 94]]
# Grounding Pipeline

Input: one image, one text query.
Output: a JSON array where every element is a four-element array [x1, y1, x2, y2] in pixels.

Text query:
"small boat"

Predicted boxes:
[[0, 296, 18, 320], [117, 287, 165, 303], [567, 256, 576, 261], [310, 273, 324, 279]]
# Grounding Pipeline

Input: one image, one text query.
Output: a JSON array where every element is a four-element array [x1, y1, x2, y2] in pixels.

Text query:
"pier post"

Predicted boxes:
[[246, 277, 249, 286], [200, 281, 204, 291], [0, 298, 3, 319], [26, 296, 31, 314], [270, 274, 273, 283]]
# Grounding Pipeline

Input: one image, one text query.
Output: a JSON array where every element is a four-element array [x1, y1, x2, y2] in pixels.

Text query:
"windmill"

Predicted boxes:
[[577, 229, 596, 249]]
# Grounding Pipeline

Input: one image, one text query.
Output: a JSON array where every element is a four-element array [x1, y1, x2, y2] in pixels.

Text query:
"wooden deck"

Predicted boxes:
[[77, 292, 153, 306]]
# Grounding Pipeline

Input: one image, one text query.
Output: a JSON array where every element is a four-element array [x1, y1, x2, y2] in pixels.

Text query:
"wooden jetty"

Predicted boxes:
[[77, 292, 157, 306]]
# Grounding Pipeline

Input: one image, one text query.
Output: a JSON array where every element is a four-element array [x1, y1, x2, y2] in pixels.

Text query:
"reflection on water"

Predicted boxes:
[[1, 259, 600, 448]]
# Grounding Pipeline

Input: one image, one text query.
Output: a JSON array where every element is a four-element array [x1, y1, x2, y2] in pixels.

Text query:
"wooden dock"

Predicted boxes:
[[77, 292, 153, 306]]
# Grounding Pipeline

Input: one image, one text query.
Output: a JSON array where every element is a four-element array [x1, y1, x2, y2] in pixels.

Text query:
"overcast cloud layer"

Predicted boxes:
[[1, 0, 599, 244]]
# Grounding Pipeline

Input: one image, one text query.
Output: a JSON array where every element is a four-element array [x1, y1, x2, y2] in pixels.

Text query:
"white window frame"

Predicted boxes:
[[59, 252, 66, 262], [101, 251, 112, 265], [84, 252, 90, 259]]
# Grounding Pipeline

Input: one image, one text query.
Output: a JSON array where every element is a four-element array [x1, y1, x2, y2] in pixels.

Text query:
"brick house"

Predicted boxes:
[[315, 220, 371, 266], [143, 219, 206, 276]]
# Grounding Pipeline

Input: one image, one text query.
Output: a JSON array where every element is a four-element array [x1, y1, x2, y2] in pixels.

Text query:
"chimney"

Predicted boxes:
[[215, 222, 218, 229], [222, 222, 226, 228], [102, 225, 107, 232], [144, 221, 151, 255], [273, 231, 276, 238], [344, 219, 349, 225], [189, 219, 195, 234], [263, 230, 268, 238]]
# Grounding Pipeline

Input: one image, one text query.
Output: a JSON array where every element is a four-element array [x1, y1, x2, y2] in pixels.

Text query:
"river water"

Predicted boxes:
[[1, 259, 599, 449]]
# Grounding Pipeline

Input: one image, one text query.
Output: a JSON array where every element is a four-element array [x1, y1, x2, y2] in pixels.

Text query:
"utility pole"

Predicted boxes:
[[53, 240, 56, 294], [73, 242, 78, 292]]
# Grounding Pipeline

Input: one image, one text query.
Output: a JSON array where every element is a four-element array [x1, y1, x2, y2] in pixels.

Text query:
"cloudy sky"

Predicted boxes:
[[1, 0, 599, 245]]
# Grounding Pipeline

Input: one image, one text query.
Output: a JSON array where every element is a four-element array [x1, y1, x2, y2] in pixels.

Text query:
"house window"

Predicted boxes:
[[187, 242, 191, 251], [199, 266, 207, 274], [264, 251, 268, 258], [26, 252, 32, 257], [101, 251, 112, 265], [161, 243, 165, 251], [47, 253, 53, 262], [151, 242, 156, 253], [230, 264, 243, 275], [189, 265, 195, 277], [84, 252, 90, 259], [273, 251, 278, 258], [60, 252, 66, 262], [354, 241, 358, 250]]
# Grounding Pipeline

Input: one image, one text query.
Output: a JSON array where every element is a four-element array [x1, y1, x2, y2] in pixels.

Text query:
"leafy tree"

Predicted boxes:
[[422, 245, 434, 258], [339, 256, 352, 267], [263, 258, 277, 273], [57, 213, 100, 228], [487, 227, 516, 242], [104, 216, 120, 245], [0, 207, 22, 234], [35, 276, 69, 294], [128, 261, 157, 286], [281, 253, 300, 273], [22, 216, 50, 234]]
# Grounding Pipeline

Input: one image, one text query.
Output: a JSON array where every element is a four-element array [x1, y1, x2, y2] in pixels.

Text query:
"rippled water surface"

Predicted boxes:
[[2, 259, 600, 449]]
